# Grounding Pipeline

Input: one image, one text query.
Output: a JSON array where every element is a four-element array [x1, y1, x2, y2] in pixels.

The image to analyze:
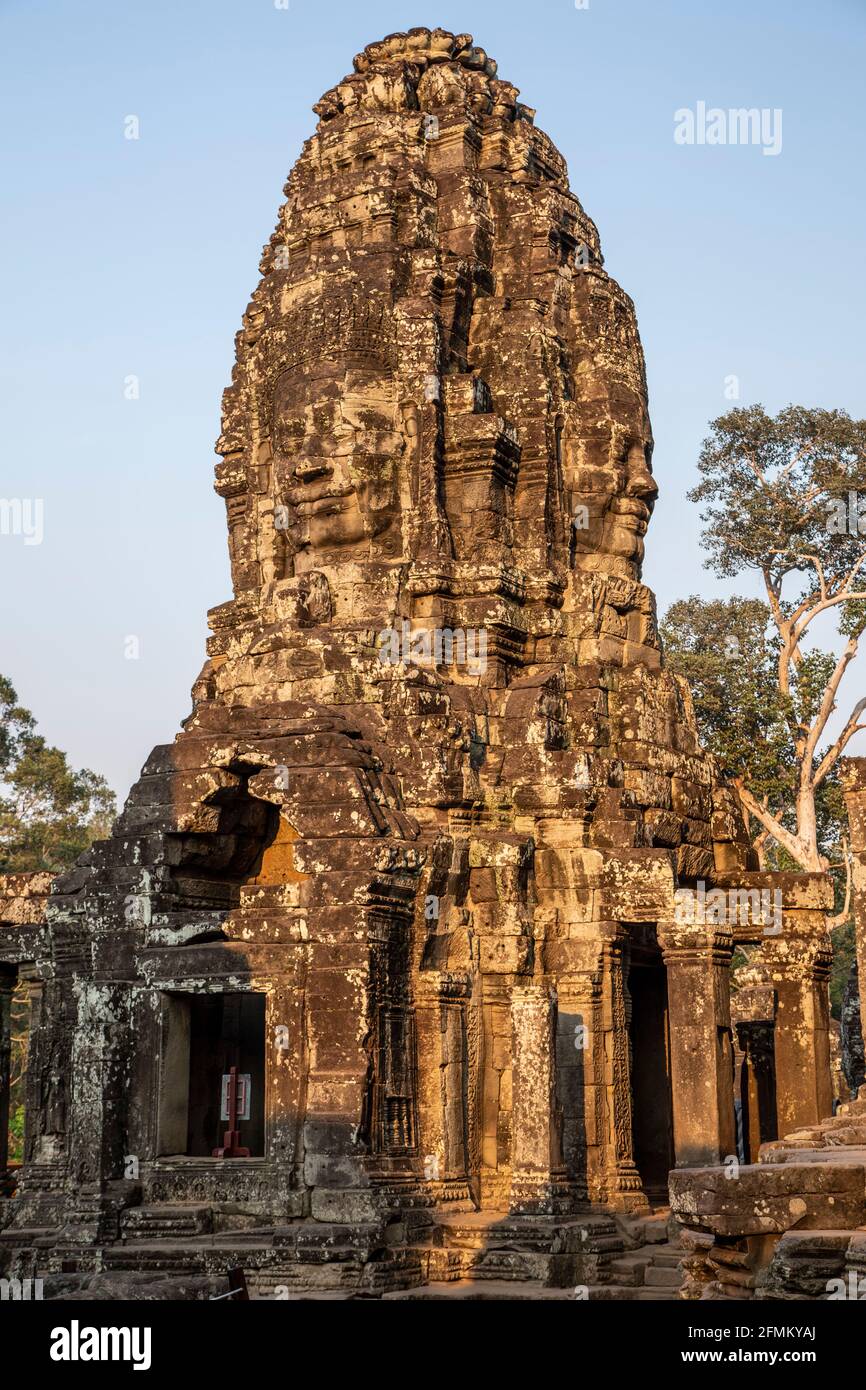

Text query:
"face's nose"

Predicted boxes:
[[288, 411, 339, 481], [625, 443, 658, 507], [293, 457, 330, 482]]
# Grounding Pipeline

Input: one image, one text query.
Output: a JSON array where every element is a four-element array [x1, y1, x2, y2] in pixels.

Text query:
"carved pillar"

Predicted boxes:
[[841, 759, 866, 1070], [599, 935, 644, 1207], [301, 855, 421, 1222], [510, 983, 564, 1213], [414, 971, 471, 1198], [0, 967, 14, 1187], [67, 979, 133, 1212], [731, 968, 777, 1162], [659, 920, 736, 1166], [22, 972, 44, 1167], [479, 977, 512, 1210], [264, 972, 307, 1216], [555, 973, 598, 1202], [303, 932, 382, 1220], [762, 914, 833, 1132]]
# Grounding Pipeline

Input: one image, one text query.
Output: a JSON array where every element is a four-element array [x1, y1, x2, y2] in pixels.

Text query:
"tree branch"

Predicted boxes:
[[814, 703, 866, 788], [733, 779, 815, 869], [802, 637, 861, 776], [827, 836, 853, 929]]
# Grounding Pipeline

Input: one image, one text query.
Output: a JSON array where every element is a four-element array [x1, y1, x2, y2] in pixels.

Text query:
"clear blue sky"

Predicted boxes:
[[2, 0, 865, 800]]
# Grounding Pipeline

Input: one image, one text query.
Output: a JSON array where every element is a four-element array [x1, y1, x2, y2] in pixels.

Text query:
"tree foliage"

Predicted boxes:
[[661, 596, 846, 868], [676, 405, 866, 877], [0, 674, 116, 872]]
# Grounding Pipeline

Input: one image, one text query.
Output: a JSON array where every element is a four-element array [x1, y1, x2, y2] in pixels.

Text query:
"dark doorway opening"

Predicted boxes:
[[735, 1020, 778, 1163], [628, 956, 675, 1201], [158, 991, 266, 1157]]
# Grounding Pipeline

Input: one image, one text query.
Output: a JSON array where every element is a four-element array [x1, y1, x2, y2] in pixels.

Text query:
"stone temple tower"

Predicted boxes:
[[0, 29, 834, 1296]]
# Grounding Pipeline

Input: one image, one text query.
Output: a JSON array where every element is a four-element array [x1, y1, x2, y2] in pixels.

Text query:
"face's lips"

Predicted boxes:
[[610, 497, 652, 532], [292, 492, 352, 518]]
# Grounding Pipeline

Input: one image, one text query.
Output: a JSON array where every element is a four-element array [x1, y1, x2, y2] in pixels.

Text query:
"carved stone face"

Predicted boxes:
[[271, 363, 404, 570], [567, 383, 658, 577]]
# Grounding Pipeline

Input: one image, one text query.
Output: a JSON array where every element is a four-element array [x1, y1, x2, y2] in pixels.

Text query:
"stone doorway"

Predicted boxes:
[[157, 991, 266, 1158], [628, 951, 675, 1202], [735, 1020, 778, 1162]]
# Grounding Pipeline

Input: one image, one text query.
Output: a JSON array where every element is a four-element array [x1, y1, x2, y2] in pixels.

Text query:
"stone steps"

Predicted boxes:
[[585, 1285, 680, 1301], [605, 1242, 684, 1287], [608, 1254, 652, 1286], [384, 1280, 677, 1301], [625, 1213, 672, 1245], [647, 1242, 685, 1268], [412, 1241, 568, 1284], [121, 1204, 213, 1238], [33, 1201, 685, 1300], [398, 1208, 685, 1297], [102, 1247, 204, 1274], [435, 1211, 622, 1252]]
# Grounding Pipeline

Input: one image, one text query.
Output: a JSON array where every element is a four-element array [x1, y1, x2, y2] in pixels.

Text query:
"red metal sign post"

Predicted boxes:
[[213, 1065, 250, 1158]]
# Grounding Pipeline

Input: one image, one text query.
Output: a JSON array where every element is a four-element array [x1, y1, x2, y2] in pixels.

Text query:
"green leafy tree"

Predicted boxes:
[[671, 406, 866, 890], [660, 595, 846, 872], [0, 675, 116, 872]]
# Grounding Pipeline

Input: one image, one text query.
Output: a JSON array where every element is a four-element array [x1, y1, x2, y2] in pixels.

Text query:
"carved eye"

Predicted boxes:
[[275, 417, 305, 454]]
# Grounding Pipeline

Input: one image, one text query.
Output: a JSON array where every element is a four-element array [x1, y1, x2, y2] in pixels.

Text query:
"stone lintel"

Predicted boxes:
[[710, 871, 834, 911]]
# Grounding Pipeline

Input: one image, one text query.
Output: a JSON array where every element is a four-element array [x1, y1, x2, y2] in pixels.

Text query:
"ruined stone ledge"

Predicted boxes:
[[669, 1162, 866, 1236]]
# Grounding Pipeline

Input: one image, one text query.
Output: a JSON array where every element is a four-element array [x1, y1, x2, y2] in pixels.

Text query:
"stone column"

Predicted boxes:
[[841, 758, 866, 1062], [0, 967, 14, 1187], [67, 980, 132, 1187], [302, 936, 381, 1221], [599, 936, 644, 1207], [659, 920, 736, 1166], [414, 971, 471, 1196], [510, 983, 563, 1213], [554, 973, 598, 1203], [762, 915, 833, 1132]]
